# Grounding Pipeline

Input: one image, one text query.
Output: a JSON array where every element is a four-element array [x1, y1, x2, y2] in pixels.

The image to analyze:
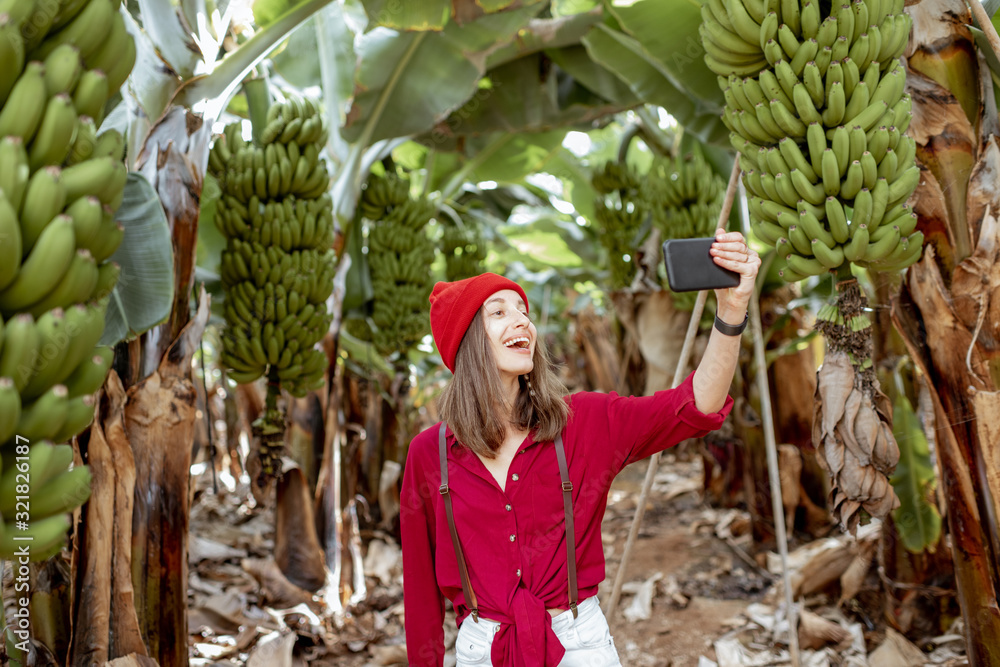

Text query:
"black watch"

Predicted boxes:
[[714, 312, 748, 336]]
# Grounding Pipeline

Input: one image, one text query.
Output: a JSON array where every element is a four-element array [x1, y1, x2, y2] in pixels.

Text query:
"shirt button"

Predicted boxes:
[[510, 534, 516, 542], [512, 473, 519, 481], [516, 569, 521, 577], [505, 504, 512, 511]]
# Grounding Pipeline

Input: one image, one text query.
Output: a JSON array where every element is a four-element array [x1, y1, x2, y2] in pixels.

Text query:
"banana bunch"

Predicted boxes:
[[703, 0, 922, 281], [441, 222, 488, 282], [0, 442, 93, 561], [591, 162, 650, 290], [0, 0, 134, 558], [208, 118, 330, 203], [208, 97, 335, 402], [647, 153, 725, 240], [356, 172, 437, 359]]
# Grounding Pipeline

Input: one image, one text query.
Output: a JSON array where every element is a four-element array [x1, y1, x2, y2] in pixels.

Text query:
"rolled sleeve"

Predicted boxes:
[[622, 371, 733, 465], [673, 370, 733, 431]]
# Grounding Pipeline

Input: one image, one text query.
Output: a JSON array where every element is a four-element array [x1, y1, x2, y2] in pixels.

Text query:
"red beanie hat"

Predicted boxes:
[[429, 273, 529, 373]]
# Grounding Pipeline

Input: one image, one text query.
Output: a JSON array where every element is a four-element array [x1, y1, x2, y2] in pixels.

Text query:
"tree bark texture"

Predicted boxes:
[[126, 294, 210, 666], [891, 0, 1000, 659], [71, 372, 145, 665], [134, 107, 211, 378]]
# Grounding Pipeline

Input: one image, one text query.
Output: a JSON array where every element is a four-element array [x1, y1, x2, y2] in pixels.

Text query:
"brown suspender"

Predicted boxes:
[[553, 432, 579, 617], [439, 424, 480, 621], [438, 423, 579, 621]]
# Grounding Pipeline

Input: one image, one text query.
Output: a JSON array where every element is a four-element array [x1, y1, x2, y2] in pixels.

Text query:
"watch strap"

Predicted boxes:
[[714, 312, 749, 336]]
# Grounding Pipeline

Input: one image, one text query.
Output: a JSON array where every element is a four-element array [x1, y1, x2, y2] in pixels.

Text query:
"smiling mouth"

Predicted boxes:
[[503, 337, 530, 350]]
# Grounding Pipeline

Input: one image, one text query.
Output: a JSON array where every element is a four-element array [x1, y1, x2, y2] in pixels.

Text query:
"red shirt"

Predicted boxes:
[[400, 371, 733, 666]]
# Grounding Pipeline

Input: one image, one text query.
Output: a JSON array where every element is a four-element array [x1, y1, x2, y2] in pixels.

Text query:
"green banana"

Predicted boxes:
[[52, 0, 93, 31], [20, 166, 66, 251], [49, 396, 96, 445], [800, 0, 820, 38], [773, 172, 800, 208], [790, 168, 825, 205], [0, 314, 39, 392], [59, 155, 117, 202], [770, 98, 807, 136], [90, 217, 123, 264], [26, 249, 98, 318], [877, 147, 898, 181], [844, 223, 869, 262], [822, 149, 841, 196], [887, 165, 920, 205], [811, 238, 845, 269], [790, 38, 819, 75], [0, 192, 22, 291], [836, 3, 855, 42], [32, 0, 112, 61], [62, 346, 113, 398], [67, 114, 97, 165], [786, 253, 829, 276], [798, 209, 836, 247], [0, 15, 25, 105], [20, 308, 71, 400], [85, 9, 129, 74], [793, 83, 822, 124], [0, 136, 30, 213], [17, 384, 69, 441], [841, 160, 865, 199], [42, 43, 83, 96], [89, 261, 120, 302], [863, 224, 901, 261], [0, 514, 71, 561], [825, 196, 850, 244], [852, 187, 874, 228], [0, 62, 47, 143], [0, 378, 21, 445], [22, 464, 92, 517], [71, 70, 109, 126], [787, 224, 813, 255], [65, 195, 102, 248], [22, 0, 58, 52], [0, 215, 76, 314], [816, 16, 839, 48]]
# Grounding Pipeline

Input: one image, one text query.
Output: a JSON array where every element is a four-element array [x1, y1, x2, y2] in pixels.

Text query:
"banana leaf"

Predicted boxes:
[[422, 52, 630, 147], [890, 379, 943, 553], [135, 0, 201, 78], [552, 0, 601, 15], [605, 0, 724, 112], [100, 174, 175, 346], [358, 0, 450, 30]]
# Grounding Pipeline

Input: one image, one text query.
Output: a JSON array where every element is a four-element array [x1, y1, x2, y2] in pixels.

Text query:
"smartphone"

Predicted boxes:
[[662, 238, 741, 293]]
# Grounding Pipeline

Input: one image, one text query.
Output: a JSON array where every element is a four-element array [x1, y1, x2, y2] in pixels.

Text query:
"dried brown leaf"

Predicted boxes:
[[817, 352, 855, 439], [798, 608, 851, 650], [853, 403, 880, 465], [822, 434, 845, 476], [869, 628, 928, 667], [242, 557, 316, 610]]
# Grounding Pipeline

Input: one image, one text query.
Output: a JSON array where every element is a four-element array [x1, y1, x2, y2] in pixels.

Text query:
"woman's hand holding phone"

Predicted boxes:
[[708, 229, 759, 325]]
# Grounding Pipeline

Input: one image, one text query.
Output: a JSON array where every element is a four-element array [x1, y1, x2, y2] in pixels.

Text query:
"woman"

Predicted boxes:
[[401, 230, 760, 666]]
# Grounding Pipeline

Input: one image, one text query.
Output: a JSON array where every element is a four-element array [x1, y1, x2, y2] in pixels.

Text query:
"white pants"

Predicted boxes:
[[454, 596, 622, 666]]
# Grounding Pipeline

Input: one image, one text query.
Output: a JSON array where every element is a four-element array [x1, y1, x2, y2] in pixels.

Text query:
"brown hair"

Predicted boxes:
[[438, 312, 570, 459]]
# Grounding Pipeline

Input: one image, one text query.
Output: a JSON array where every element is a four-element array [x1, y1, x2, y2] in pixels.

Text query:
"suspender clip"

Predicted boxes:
[[439, 483, 449, 495], [471, 609, 480, 623], [562, 481, 573, 492], [569, 601, 578, 619]]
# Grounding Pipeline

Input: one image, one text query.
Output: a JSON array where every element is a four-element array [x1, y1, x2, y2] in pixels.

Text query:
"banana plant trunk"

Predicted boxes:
[[891, 0, 1000, 660], [123, 106, 213, 667]]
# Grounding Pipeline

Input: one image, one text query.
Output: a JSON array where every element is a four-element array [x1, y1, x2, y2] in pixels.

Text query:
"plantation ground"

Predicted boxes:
[[175, 450, 798, 666]]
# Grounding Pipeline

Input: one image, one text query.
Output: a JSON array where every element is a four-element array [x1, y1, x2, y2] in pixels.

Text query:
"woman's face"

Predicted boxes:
[[481, 289, 536, 381]]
